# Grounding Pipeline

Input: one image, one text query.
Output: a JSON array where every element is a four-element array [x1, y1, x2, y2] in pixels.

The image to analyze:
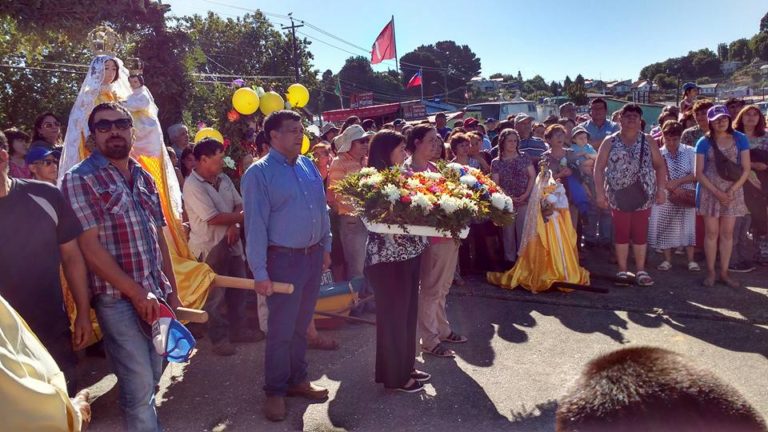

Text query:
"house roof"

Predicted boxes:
[[699, 83, 719, 89]]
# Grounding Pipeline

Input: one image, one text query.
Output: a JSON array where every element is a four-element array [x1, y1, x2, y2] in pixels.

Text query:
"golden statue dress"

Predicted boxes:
[[487, 168, 590, 293]]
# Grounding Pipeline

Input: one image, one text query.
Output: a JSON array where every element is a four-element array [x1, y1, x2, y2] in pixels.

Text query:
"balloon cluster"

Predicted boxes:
[[231, 83, 310, 116], [194, 83, 312, 156]]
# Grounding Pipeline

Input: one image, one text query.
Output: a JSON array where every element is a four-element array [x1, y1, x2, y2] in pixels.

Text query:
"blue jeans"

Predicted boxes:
[[94, 294, 163, 432], [264, 246, 323, 396]]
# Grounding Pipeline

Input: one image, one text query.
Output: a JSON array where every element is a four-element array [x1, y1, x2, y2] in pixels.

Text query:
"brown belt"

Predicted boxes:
[[267, 242, 322, 255]]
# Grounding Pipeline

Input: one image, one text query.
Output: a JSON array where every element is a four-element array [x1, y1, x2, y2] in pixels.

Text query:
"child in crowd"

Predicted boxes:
[[568, 126, 597, 183]]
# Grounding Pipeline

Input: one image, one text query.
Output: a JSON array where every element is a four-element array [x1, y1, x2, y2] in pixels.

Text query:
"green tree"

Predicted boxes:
[[761, 11, 768, 32], [338, 56, 404, 104], [525, 75, 549, 92], [489, 72, 503, 79], [750, 32, 768, 61], [729, 38, 751, 62], [399, 40, 480, 101], [517, 71, 523, 82], [549, 80, 560, 96], [717, 43, 729, 61]]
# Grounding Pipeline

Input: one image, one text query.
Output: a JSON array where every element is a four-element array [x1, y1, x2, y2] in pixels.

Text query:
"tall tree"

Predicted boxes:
[[549, 81, 560, 96], [761, 11, 768, 33], [717, 43, 729, 61], [729, 38, 751, 62], [337, 56, 404, 104], [399, 40, 480, 102], [517, 71, 523, 82], [751, 32, 768, 62]]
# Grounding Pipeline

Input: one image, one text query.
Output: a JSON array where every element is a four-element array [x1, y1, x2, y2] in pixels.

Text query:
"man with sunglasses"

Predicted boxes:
[[61, 102, 181, 432], [26, 146, 60, 184]]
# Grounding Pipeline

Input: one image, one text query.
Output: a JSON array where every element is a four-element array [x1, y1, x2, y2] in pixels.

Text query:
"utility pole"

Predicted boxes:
[[281, 13, 304, 82]]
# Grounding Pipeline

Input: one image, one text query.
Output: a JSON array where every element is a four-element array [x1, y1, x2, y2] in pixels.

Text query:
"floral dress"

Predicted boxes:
[[490, 155, 531, 199], [695, 134, 749, 218], [365, 233, 428, 267], [648, 145, 696, 249], [604, 133, 657, 211]]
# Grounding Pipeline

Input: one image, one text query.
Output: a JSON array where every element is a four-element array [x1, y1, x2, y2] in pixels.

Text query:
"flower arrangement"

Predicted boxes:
[[333, 162, 515, 240]]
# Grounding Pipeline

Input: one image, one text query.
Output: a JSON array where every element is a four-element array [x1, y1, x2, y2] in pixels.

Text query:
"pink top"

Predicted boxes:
[[9, 161, 31, 179]]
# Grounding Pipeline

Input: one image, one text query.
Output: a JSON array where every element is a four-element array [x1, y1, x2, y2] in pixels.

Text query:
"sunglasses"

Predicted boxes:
[[93, 118, 133, 133], [41, 121, 61, 129], [35, 158, 59, 167]]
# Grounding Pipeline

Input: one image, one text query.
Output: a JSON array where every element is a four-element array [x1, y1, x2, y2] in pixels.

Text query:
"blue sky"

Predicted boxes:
[[164, 0, 765, 83]]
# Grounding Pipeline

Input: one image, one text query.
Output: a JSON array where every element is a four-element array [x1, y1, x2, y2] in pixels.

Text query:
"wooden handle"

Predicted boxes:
[[175, 307, 208, 323], [212, 275, 294, 294]]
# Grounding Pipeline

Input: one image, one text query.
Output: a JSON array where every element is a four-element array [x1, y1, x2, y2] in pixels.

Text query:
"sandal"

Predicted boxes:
[[614, 272, 633, 287], [411, 370, 431, 382], [688, 261, 701, 272], [308, 335, 340, 351], [441, 331, 468, 344], [636, 271, 654, 287], [656, 261, 672, 271], [702, 275, 716, 287], [720, 276, 741, 289], [422, 343, 455, 358]]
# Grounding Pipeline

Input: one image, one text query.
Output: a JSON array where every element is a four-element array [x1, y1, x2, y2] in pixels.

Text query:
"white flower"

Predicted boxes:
[[446, 162, 465, 174], [359, 167, 377, 176], [490, 193, 508, 211], [421, 171, 442, 181], [223, 156, 235, 169], [360, 174, 383, 187], [505, 196, 515, 212], [382, 184, 400, 203], [406, 178, 422, 188], [459, 175, 478, 187], [437, 195, 460, 214], [410, 193, 432, 212]]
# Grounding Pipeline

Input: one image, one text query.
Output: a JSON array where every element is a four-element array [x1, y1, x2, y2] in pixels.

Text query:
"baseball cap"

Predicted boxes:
[[142, 300, 196, 363], [571, 126, 591, 140], [25, 147, 60, 165], [463, 117, 479, 128], [393, 118, 405, 126], [514, 112, 534, 123], [682, 82, 699, 92], [707, 105, 730, 122]]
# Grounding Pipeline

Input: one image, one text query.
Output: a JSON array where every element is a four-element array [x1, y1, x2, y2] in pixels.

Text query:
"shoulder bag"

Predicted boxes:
[[614, 134, 649, 212]]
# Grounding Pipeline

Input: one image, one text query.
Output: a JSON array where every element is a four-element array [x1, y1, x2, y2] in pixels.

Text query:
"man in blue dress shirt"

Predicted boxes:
[[241, 110, 333, 422]]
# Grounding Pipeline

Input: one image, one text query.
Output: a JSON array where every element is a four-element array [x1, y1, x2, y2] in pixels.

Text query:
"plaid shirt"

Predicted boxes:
[[62, 150, 171, 299]]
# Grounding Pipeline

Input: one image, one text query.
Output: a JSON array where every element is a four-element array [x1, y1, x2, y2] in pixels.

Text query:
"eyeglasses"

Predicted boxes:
[[34, 158, 59, 167], [41, 121, 61, 129], [279, 127, 305, 135], [93, 118, 133, 133]]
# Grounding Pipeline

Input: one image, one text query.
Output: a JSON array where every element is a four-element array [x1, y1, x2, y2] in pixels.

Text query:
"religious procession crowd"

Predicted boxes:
[[1, 54, 767, 432]]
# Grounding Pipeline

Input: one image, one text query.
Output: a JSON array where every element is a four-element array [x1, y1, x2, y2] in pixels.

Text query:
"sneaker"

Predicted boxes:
[[411, 370, 431, 382], [395, 380, 425, 393], [728, 262, 756, 273]]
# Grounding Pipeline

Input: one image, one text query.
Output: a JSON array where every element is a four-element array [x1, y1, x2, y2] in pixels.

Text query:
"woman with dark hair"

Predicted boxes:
[[649, 121, 699, 272], [491, 128, 535, 263], [364, 130, 430, 393], [179, 146, 196, 179], [594, 103, 667, 287], [734, 105, 768, 264], [31, 112, 63, 149], [695, 105, 751, 287], [254, 130, 270, 159], [4, 128, 32, 179], [680, 82, 700, 114], [403, 125, 467, 358]]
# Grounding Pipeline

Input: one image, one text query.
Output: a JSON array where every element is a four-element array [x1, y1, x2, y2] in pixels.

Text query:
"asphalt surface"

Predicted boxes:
[[81, 247, 768, 431]]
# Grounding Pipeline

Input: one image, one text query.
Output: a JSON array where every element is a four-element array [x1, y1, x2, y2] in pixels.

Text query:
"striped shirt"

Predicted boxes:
[[61, 150, 171, 299]]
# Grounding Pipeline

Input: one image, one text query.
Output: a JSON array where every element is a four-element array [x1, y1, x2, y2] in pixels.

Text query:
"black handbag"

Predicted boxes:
[[614, 134, 649, 212], [712, 139, 743, 182]]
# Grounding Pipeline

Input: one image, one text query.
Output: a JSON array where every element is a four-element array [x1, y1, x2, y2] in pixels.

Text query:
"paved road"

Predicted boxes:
[[82, 249, 768, 431]]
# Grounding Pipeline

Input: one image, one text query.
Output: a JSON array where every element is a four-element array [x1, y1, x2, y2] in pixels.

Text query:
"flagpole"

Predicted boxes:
[[337, 77, 344, 109], [391, 16, 399, 75], [420, 68, 423, 101]]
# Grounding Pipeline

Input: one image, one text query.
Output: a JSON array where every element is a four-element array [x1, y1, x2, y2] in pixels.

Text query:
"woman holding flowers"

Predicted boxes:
[[403, 125, 468, 359], [491, 128, 536, 264], [364, 130, 431, 393]]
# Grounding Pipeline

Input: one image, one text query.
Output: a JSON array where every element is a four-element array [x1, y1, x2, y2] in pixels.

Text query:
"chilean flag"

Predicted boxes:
[[407, 70, 422, 88]]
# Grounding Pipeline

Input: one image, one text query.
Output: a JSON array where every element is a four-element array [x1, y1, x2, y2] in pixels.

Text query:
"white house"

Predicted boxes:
[[721, 60, 743, 75], [699, 83, 719, 97], [468, 77, 503, 93], [720, 86, 752, 99], [606, 80, 632, 96], [632, 80, 652, 103], [760, 64, 768, 75]]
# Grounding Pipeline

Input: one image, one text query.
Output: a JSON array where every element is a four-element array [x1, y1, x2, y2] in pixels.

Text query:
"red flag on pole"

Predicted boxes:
[[371, 19, 396, 64]]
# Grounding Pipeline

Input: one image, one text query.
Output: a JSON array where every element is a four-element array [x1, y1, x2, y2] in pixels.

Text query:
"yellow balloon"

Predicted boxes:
[[232, 87, 260, 115], [260, 91, 285, 116], [301, 134, 310, 154], [286, 83, 310, 108], [194, 127, 224, 144]]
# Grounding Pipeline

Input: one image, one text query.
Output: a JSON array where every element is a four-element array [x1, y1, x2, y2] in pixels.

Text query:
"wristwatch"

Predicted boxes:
[[235, 223, 241, 229]]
